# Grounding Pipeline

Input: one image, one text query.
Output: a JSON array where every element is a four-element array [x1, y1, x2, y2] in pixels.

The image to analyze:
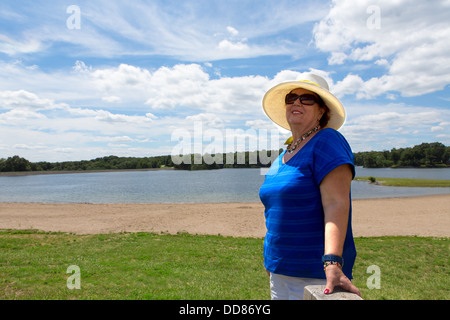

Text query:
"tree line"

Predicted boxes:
[[353, 142, 449, 168], [1, 142, 448, 173], [0, 150, 280, 172], [0, 155, 173, 172]]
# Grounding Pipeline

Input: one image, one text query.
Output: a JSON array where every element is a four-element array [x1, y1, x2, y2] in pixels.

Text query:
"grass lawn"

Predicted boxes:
[[355, 176, 450, 187], [0, 230, 448, 300]]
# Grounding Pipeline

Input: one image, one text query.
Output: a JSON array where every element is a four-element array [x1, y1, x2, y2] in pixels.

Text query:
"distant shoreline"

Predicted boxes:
[[2, 165, 450, 176], [354, 176, 450, 187], [0, 167, 175, 177]]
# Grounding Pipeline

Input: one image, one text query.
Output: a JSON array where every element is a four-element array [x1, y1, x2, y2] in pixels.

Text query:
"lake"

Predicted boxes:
[[0, 167, 449, 204]]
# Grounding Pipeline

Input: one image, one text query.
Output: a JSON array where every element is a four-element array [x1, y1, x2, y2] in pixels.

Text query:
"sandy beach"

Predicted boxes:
[[0, 194, 449, 237]]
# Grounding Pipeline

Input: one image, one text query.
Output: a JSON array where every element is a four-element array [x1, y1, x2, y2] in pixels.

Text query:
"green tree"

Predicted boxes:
[[0, 155, 31, 172]]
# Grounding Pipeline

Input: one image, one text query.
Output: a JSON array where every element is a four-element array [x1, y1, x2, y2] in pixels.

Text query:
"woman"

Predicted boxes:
[[259, 73, 361, 299]]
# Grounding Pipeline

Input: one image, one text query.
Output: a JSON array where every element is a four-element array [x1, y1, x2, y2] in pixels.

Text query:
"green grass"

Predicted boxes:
[[0, 230, 448, 300], [352, 236, 449, 300], [355, 176, 450, 187]]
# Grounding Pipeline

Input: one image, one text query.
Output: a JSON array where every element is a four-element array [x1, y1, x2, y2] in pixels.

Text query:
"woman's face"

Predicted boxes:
[[285, 88, 324, 130]]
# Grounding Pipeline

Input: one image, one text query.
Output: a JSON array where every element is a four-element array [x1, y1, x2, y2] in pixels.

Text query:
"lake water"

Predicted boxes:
[[0, 167, 449, 204]]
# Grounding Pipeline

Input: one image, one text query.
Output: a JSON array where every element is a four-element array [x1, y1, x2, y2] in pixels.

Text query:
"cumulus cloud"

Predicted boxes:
[[1, 60, 269, 117], [218, 39, 249, 52], [0, 90, 63, 110], [313, 0, 450, 97], [0, 109, 47, 124], [1, 56, 448, 160], [341, 104, 450, 151]]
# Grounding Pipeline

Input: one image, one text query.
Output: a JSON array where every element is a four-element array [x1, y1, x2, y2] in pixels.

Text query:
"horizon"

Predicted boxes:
[[3, 140, 447, 165], [1, 1, 449, 162]]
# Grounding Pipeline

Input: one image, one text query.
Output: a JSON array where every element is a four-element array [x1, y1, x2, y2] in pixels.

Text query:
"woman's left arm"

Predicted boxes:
[[320, 164, 360, 296]]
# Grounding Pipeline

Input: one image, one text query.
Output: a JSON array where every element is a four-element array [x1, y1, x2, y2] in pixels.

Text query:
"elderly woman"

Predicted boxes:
[[259, 73, 360, 300]]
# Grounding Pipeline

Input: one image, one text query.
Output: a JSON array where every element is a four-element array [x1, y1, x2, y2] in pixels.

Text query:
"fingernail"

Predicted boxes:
[[324, 289, 330, 294]]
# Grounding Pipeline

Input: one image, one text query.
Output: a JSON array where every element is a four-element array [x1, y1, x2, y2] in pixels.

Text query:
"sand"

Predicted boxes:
[[0, 194, 448, 237]]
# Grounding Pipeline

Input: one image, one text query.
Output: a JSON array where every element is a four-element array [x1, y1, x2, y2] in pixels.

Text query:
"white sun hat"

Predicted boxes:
[[262, 73, 346, 131]]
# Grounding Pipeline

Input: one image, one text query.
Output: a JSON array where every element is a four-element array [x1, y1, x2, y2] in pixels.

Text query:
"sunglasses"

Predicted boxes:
[[285, 93, 320, 105]]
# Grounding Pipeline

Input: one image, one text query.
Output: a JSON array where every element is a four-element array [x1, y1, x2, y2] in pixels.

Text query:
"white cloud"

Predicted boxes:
[[314, 0, 450, 97], [92, 63, 152, 90], [333, 75, 365, 98], [92, 110, 154, 124], [226, 26, 239, 37], [218, 39, 249, 52], [245, 119, 278, 131], [0, 60, 270, 117], [13, 144, 47, 150], [0, 109, 47, 123], [0, 35, 42, 55], [341, 105, 450, 151], [0, 53, 448, 161], [431, 126, 444, 132], [4, 0, 446, 162], [328, 52, 347, 65], [0, 90, 63, 110], [95, 136, 134, 143], [102, 96, 121, 103], [186, 113, 225, 128]]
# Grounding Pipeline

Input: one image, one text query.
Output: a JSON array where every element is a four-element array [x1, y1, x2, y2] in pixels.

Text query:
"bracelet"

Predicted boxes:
[[322, 254, 344, 265], [323, 261, 342, 271], [322, 254, 344, 271]]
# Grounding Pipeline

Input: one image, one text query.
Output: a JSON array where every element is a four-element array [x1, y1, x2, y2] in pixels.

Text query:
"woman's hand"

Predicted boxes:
[[324, 265, 361, 296]]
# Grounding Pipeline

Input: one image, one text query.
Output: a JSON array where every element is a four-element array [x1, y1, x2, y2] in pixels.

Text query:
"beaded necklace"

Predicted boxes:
[[286, 125, 320, 154]]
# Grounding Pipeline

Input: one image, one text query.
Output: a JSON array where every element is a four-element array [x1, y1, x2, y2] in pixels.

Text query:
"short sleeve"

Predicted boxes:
[[312, 129, 355, 186]]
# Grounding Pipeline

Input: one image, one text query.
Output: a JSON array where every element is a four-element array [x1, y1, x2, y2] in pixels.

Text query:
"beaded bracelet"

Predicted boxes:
[[323, 261, 342, 271]]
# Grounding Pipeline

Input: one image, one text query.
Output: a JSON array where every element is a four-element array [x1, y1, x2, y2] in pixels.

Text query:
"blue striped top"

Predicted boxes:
[[259, 128, 356, 279]]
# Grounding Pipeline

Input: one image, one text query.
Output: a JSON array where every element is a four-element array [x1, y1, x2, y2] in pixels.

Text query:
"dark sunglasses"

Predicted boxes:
[[285, 93, 320, 105]]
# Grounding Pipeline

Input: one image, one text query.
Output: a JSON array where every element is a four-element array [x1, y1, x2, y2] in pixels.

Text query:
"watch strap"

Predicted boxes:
[[322, 254, 344, 266]]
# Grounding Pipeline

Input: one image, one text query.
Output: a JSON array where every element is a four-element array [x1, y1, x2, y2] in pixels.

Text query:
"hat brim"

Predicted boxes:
[[262, 81, 346, 131]]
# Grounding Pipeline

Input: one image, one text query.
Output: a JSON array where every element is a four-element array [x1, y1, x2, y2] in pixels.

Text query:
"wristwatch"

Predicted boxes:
[[322, 254, 344, 265]]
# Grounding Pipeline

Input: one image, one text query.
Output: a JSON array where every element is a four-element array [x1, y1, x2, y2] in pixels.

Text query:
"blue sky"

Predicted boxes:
[[0, 0, 449, 162]]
